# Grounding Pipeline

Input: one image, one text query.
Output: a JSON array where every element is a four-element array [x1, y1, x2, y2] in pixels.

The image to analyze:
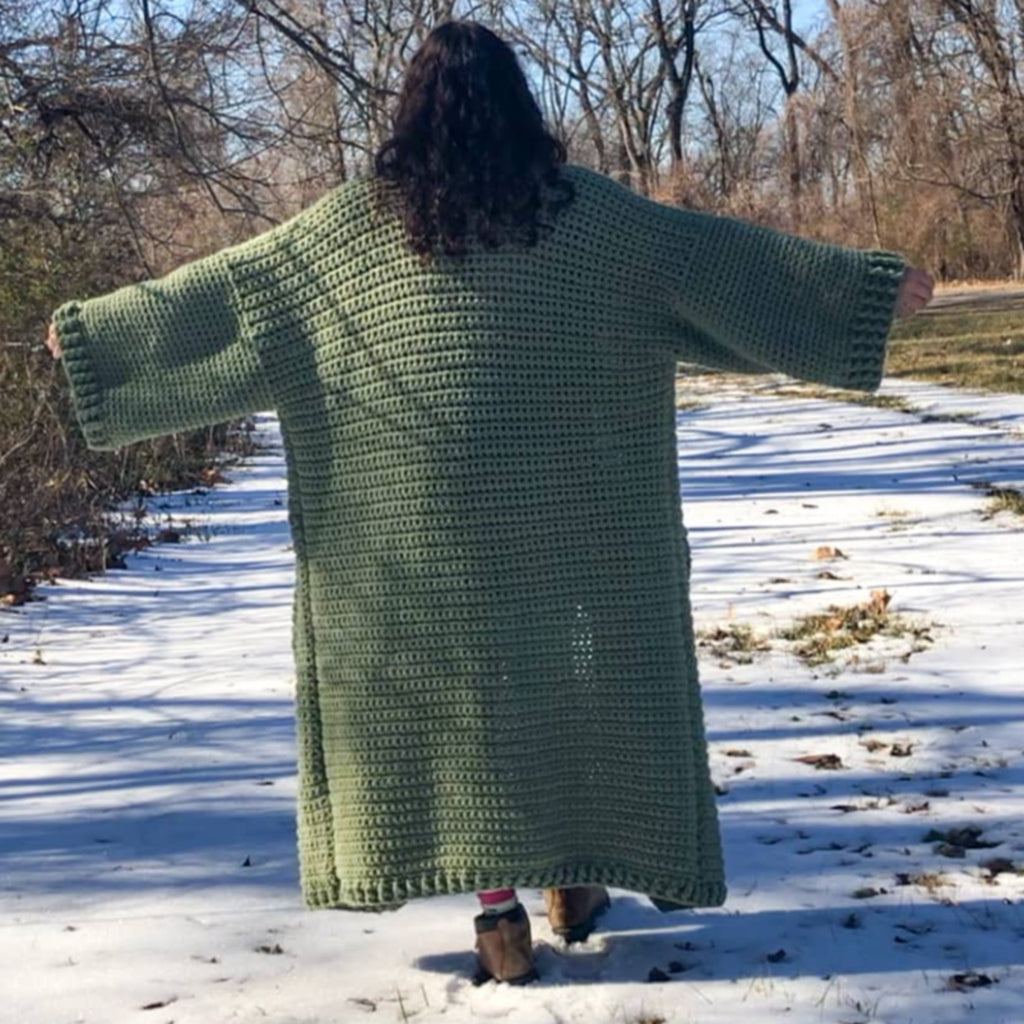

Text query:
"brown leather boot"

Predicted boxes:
[[543, 885, 611, 943], [473, 901, 538, 985]]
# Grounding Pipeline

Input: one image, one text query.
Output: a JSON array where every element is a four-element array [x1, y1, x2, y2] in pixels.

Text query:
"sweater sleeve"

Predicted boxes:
[[51, 246, 273, 451], [661, 207, 908, 392]]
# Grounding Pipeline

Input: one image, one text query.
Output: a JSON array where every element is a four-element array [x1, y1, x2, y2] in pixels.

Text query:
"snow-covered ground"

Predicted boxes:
[[2, 373, 1022, 1024]]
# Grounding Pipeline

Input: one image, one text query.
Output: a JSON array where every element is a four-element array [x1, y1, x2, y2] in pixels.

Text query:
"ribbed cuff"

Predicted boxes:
[[52, 299, 113, 450], [843, 249, 908, 393]]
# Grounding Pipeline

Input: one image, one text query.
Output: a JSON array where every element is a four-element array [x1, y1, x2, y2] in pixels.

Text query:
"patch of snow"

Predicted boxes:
[[2, 377, 1023, 1023]]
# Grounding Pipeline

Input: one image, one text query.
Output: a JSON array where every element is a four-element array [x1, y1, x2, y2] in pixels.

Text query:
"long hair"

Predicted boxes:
[[369, 20, 576, 261]]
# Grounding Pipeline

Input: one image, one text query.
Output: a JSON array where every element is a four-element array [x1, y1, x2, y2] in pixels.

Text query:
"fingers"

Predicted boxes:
[[908, 268, 934, 301], [895, 266, 935, 318], [46, 321, 62, 359]]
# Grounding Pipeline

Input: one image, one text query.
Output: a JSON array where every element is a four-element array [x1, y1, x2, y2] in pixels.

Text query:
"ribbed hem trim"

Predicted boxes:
[[52, 299, 113, 450], [299, 861, 728, 912], [842, 249, 907, 393]]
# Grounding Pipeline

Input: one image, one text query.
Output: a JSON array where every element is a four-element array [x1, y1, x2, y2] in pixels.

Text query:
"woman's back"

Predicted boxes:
[[224, 160, 725, 909]]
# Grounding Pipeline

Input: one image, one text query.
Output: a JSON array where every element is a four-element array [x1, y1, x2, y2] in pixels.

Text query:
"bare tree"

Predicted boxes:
[[734, 0, 832, 230], [933, 0, 1024, 277]]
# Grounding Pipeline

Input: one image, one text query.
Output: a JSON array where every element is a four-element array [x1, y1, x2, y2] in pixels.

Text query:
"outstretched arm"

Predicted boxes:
[[660, 207, 915, 392], [49, 245, 273, 451]]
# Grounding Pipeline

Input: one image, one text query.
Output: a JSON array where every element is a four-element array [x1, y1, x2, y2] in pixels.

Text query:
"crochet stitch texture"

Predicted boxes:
[[52, 162, 908, 910]]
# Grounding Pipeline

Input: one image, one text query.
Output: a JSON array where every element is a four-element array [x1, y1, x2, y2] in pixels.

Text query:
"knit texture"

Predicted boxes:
[[52, 162, 907, 911]]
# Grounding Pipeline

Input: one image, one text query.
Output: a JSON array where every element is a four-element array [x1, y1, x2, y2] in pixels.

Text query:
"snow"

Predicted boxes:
[[2, 373, 1022, 1023]]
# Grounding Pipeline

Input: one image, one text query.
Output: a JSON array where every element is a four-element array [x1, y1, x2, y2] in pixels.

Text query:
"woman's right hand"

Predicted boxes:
[[895, 266, 934, 318]]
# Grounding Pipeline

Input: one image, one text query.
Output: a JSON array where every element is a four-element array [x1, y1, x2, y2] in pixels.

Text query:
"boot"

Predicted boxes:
[[473, 901, 538, 985], [543, 885, 610, 943]]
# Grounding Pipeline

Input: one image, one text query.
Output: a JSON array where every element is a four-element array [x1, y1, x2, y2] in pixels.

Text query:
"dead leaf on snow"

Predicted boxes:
[[860, 738, 890, 752], [794, 753, 844, 770], [946, 972, 997, 991], [140, 997, 177, 1010], [813, 545, 848, 560]]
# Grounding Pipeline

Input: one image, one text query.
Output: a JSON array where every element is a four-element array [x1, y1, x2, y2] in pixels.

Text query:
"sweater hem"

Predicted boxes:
[[52, 299, 114, 450], [299, 863, 728, 912], [841, 249, 907, 393]]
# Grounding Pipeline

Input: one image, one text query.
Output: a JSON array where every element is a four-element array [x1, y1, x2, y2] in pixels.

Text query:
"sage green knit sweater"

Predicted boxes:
[[52, 163, 907, 911]]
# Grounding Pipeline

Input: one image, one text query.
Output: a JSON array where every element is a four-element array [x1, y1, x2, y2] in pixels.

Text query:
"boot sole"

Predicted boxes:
[[472, 964, 539, 986], [551, 893, 611, 944]]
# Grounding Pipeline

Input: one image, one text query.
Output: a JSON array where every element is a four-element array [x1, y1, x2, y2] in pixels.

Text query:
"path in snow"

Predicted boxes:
[[2, 373, 1022, 1024]]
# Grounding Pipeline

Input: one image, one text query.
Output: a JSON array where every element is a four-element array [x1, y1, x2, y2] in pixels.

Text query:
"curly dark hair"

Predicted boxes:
[[369, 20, 577, 261]]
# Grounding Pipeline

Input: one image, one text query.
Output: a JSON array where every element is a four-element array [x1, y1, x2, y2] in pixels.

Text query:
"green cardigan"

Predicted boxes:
[[52, 163, 907, 911]]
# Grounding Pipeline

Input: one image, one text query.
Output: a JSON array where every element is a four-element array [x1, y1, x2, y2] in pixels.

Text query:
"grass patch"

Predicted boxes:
[[988, 487, 1024, 517], [774, 589, 936, 667], [766, 384, 919, 412], [970, 480, 1024, 519], [886, 298, 1024, 393], [695, 622, 773, 665], [896, 871, 952, 893], [917, 409, 981, 424], [874, 506, 913, 532], [697, 591, 939, 669]]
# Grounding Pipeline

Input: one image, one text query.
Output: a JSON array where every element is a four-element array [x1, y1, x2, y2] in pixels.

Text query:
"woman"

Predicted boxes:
[[46, 19, 933, 986]]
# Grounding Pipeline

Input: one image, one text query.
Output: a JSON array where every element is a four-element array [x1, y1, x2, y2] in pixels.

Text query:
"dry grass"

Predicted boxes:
[[696, 591, 939, 669], [970, 480, 1024, 520], [886, 295, 1024, 392], [695, 622, 774, 665], [981, 484, 1024, 518], [766, 383, 995, 425], [934, 279, 1022, 292], [897, 870, 953, 893], [874, 506, 914, 532], [887, 336, 1024, 393], [1, 347, 262, 607], [765, 384, 919, 412], [774, 589, 936, 667]]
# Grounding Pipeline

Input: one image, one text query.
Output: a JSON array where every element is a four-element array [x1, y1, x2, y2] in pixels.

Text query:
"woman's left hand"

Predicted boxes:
[[45, 320, 62, 360]]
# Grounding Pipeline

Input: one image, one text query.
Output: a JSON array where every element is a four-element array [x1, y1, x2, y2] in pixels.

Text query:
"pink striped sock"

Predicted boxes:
[[477, 887, 518, 914]]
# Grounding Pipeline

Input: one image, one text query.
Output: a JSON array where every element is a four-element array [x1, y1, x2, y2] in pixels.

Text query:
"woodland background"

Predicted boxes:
[[2, 0, 1022, 599]]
